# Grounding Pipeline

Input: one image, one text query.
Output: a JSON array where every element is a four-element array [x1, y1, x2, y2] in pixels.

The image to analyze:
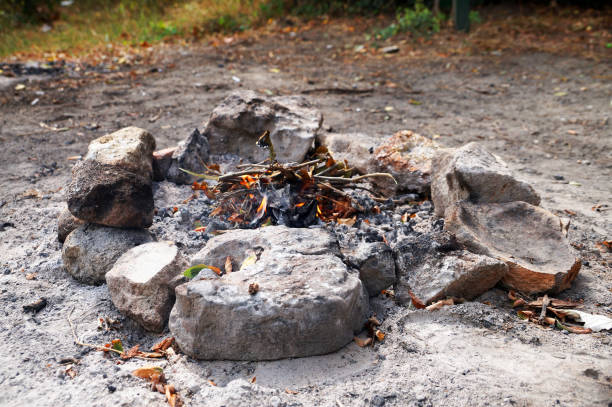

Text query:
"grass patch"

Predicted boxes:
[[0, 0, 280, 58]]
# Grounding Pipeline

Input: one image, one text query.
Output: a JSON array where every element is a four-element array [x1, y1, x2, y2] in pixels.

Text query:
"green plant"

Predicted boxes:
[[469, 10, 481, 25], [375, 0, 441, 40]]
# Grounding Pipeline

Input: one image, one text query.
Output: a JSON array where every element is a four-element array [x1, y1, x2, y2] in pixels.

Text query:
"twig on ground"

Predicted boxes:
[[67, 307, 159, 360]]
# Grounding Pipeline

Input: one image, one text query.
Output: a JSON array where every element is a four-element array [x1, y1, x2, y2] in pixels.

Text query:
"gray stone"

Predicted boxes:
[[372, 130, 440, 195], [316, 132, 378, 174], [67, 160, 154, 228], [431, 142, 541, 217], [62, 225, 154, 285], [394, 231, 507, 305], [169, 226, 368, 360], [204, 90, 323, 163], [57, 207, 84, 243], [341, 241, 396, 296], [106, 241, 188, 332], [84, 126, 156, 179], [166, 128, 210, 184], [444, 201, 581, 295]]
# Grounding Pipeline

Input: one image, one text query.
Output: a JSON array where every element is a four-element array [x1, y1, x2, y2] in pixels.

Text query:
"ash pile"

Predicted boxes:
[[58, 89, 600, 363]]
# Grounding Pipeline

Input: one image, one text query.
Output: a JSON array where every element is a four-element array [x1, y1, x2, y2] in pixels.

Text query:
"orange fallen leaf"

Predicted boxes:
[[208, 380, 217, 386], [354, 336, 373, 347], [285, 388, 299, 395], [121, 345, 141, 360], [194, 226, 206, 232], [408, 290, 426, 309], [250, 376, 256, 383], [152, 337, 174, 352], [133, 366, 164, 381], [374, 330, 385, 341]]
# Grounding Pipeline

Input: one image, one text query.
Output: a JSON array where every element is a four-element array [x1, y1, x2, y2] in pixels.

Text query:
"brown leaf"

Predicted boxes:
[[374, 330, 385, 342], [65, 366, 77, 379], [165, 384, 178, 407], [426, 298, 454, 311], [336, 216, 356, 226], [225, 256, 233, 274], [121, 344, 141, 360], [208, 380, 217, 387], [508, 290, 518, 301], [250, 376, 256, 383], [152, 337, 175, 352], [408, 290, 426, 309], [133, 366, 164, 381], [354, 336, 373, 347], [285, 388, 299, 395], [248, 282, 259, 295], [512, 298, 527, 308]]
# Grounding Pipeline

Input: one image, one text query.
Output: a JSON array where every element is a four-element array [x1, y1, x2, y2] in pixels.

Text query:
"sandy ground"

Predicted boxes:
[[0, 23, 611, 407]]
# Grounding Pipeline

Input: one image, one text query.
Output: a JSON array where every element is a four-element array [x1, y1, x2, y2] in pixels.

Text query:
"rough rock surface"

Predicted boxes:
[[372, 130, 440, 194], [106, 241, 188, 332], [152, 147, 177, 181], [445, 201, 581, 294], [316, 132, 377, 174], [62, 224, 154, 285], [67, 160, 154, 228], [166, 128, 210, 184], [431, 142, 541, 217], [84, 126, 156, 178], [169, 226, 368, 360], [394, 231, 507, 304], [204, 90, 323, 163], [340, 241, 396, 296], [57, 207, 85, 243]]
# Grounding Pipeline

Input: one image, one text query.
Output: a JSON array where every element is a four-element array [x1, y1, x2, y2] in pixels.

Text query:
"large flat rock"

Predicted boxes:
[[394, 232, 507, 305], [62, 225, 154, 285], [431, 142, 540, 217], [169, 226, 368, 361], [204, 90, 323, 163], [106, 241, 188, 332], [444, 201, 581, 294]]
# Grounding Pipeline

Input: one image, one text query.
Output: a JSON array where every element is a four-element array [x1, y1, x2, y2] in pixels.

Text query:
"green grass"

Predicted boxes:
[[0, 0, 281, 58]]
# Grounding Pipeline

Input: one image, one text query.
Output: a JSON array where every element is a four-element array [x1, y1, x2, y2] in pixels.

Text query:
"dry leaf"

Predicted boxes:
[[248, 282, 260, 295], [65, 366, 77, 379], [152, 337, 174, 352], [121, 344, 141, 360], [426, 298, 454, 311], [354, 336, 373, 347], [285, 388, 299, 395], [208, 380, 217, 387], [250, 376, 256, 383], [408, 290, 426, 309], [374, 330, 385, 341], [133, 366, 164, 381], [165, 384, 178, 407], [336, 216, 356, 226], [225, 256, 233, 274]]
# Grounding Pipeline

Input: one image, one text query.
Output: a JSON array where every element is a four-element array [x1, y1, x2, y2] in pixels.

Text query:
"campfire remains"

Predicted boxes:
[[58, 90, 604, 372]]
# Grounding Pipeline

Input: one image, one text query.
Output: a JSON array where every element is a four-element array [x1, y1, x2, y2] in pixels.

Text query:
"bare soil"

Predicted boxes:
[[0, 19, 611, 407]]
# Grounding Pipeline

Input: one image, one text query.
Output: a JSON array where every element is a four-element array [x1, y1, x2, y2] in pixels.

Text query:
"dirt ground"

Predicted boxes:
[[0, 18, 611, 407]]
